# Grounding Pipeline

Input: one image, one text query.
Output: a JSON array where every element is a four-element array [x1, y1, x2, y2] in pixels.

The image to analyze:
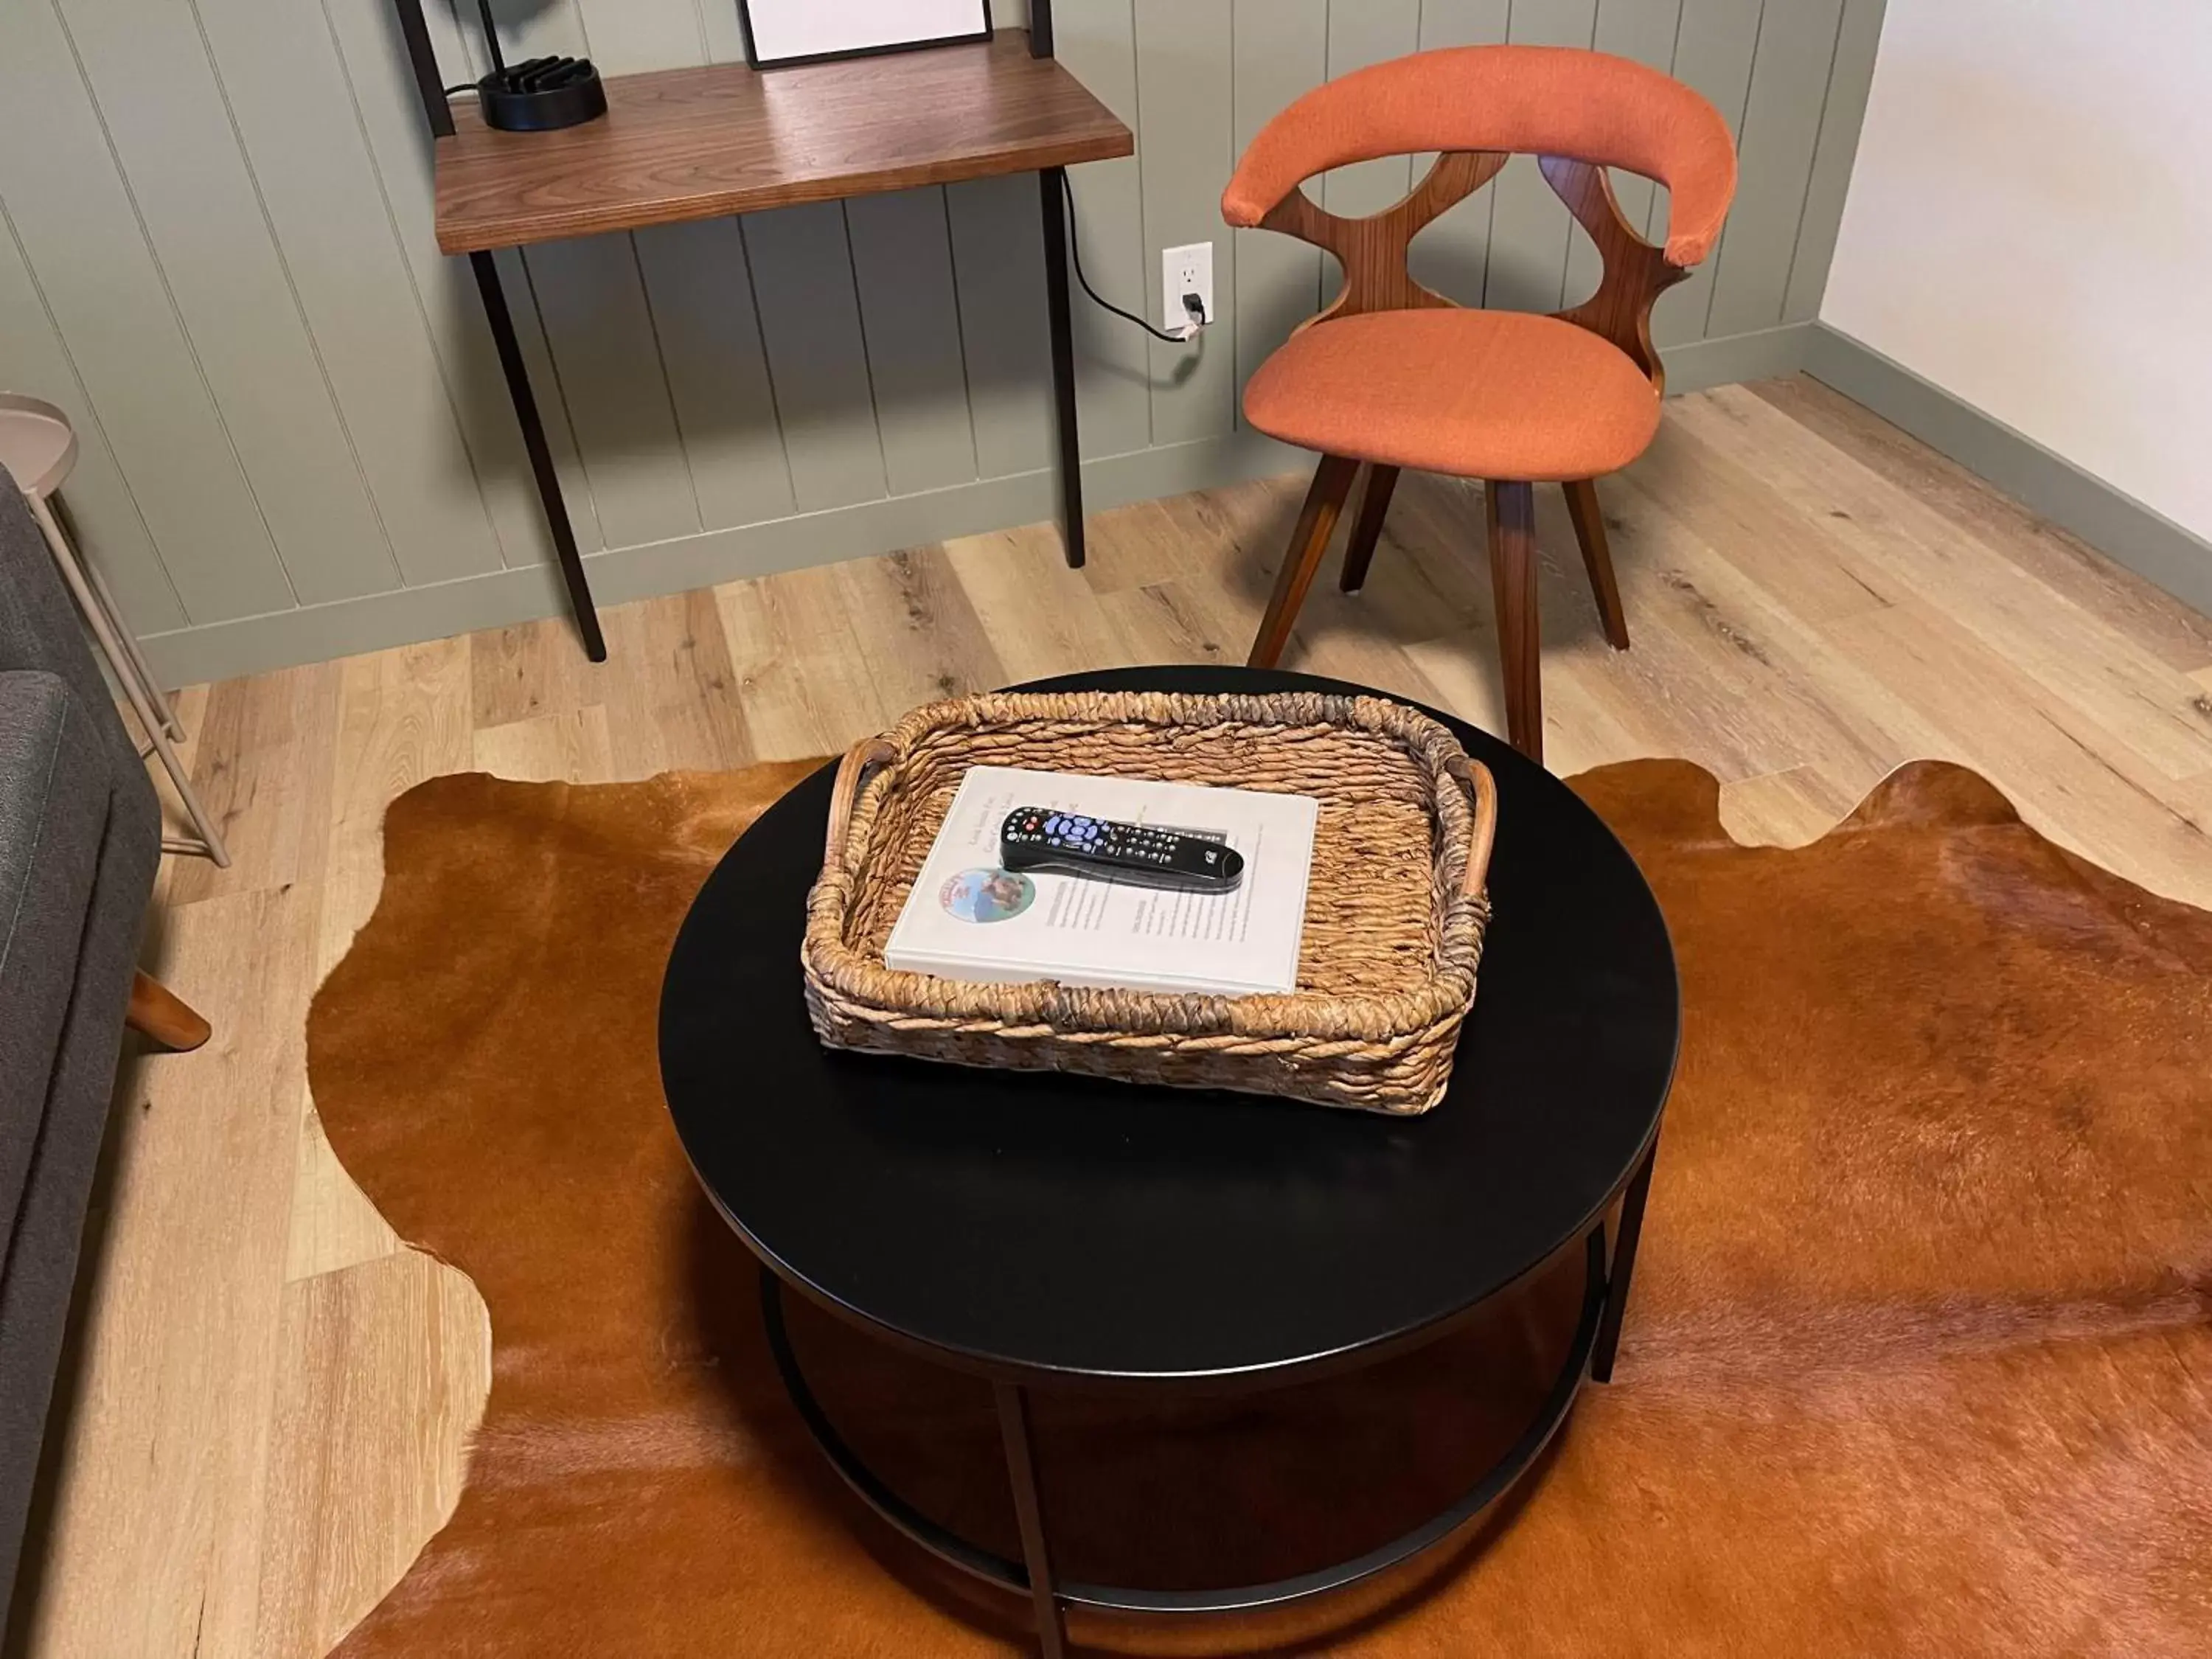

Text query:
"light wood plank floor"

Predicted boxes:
[[16, 378, 2212, 1656]]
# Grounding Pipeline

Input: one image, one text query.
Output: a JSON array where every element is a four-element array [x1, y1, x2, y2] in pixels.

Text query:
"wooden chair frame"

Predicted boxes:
[[1247, 151, 1689, 764]]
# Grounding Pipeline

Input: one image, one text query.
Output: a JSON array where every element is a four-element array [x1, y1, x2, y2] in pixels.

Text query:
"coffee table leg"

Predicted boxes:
[[994, 1382, 1068, 1658], [1592, 1139, 1658, 1384]]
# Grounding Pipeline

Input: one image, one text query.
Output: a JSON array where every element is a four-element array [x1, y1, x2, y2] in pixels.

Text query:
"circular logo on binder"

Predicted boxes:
[[940, 867, 1035, 924]]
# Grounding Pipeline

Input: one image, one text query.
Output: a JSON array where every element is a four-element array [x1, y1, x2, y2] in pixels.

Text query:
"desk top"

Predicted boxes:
[[434, 32, 1134, 254]]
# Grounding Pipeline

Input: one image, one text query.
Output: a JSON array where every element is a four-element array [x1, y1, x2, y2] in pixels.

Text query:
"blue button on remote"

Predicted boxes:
[[998, 807, 1246, 892]]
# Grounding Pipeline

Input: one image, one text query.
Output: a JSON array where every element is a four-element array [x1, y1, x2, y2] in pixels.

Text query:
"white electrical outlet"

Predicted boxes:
[[1162, 242, 1215, 338]]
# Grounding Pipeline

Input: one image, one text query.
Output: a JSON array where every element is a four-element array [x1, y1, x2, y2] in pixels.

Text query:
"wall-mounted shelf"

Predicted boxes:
[[435, 32, 1131, 254]]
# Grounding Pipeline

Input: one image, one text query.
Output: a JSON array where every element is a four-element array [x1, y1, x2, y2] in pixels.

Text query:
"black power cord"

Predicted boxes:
[[1056, 171, 1207, 346]]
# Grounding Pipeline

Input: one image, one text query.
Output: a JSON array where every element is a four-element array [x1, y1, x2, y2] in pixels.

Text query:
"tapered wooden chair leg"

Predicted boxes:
[[1338, 464, 1401, 594], [1562, 476, 1630, 650], [1484, 479, 1544, 765], [127, 972, 212, 1053], [1248, 453, 1360, 669]]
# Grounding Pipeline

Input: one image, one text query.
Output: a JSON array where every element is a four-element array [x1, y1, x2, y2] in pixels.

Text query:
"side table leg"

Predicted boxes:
[[994, 1381, 1068, 1659], [29, 493, 231, 866], [467, 250, 608, 663], [52, 493, 185, 740], [1592, 1139, 1658, 1384], [1037, 167, 1087, 571]]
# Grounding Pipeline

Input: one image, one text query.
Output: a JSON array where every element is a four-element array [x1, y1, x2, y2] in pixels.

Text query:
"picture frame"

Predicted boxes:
[[737, 0, 995, 72]]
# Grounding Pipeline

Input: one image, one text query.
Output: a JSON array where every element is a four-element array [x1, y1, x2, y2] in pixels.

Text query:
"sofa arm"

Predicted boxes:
[[0, 671, 112, 1251]]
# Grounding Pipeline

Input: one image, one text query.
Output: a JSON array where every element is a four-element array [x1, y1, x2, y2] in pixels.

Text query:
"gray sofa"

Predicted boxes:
[[0, 465, 161, 1630]]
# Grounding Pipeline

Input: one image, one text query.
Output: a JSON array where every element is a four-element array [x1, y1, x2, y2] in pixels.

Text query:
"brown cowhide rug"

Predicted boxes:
[[306, 758, 2212, 1658]]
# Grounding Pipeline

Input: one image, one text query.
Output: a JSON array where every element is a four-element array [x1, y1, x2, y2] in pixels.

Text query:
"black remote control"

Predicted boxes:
[[1001, 808, 1245, 892]]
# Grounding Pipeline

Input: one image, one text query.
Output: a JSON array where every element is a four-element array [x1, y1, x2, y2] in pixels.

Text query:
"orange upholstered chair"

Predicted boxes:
[[1224, 46, 1738, 762]]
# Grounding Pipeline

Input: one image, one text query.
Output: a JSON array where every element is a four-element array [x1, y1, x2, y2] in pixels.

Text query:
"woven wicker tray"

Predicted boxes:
[[801, 689, 1497, 1114]]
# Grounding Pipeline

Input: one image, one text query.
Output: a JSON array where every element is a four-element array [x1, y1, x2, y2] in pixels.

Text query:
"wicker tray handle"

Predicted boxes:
[[826, 734, 1498, 895], [824, 737, 897, 870], [1447, 755, 1499, 899]]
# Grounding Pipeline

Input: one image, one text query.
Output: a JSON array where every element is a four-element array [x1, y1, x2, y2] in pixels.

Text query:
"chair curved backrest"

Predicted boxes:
[[1221, 46, 1739, 389]]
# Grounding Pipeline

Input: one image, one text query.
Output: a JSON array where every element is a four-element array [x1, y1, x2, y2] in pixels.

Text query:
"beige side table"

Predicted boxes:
[[0, 393, 228, 866]]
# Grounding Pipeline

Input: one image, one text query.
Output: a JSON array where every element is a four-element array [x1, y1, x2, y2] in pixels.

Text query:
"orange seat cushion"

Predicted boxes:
[[1242, 310, 1663, 483]]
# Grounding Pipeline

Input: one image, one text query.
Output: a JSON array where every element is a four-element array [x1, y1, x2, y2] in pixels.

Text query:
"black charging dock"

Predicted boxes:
[[458, 0, 606, 134], [476, 56, 607, 132]]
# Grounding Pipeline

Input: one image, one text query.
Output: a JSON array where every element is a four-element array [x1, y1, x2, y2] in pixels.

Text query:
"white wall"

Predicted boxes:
[[1822, 0, 2212, 543]]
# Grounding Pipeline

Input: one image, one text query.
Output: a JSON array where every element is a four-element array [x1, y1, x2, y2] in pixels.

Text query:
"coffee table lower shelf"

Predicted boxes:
[[760, 1222, 1614, 1655]]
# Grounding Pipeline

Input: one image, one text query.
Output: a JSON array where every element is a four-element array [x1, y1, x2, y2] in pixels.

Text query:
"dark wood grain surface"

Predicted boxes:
[[434, 32, 1133, 254], [1257, 150, 1509, 330], [1540, 156, 1687, 392], [1246, 455, 1359, 672], [1484, 479, 1543, 763]]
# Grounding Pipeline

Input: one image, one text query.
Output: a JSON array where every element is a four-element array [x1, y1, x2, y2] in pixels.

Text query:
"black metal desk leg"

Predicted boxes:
[[1037, 168, 1087, 570], [1592, 1140, 1658, 1384], [994, 1382, 1068, 1659], [467, 251, 608, 662]]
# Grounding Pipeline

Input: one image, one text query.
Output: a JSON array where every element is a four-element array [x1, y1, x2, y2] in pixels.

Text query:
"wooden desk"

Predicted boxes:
[[390, 4, 1132, 661], [434, 35, 1130, 254]]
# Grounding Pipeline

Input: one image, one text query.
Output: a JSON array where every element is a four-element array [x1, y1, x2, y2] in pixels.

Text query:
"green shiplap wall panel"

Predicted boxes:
[[1056, 0, 1154, 459], [1321, 0, 1422, 218], [0, 212, 181, 636], [947, 174, 1057, 480], [470, 0, 589, 69], [485, 0, 694, 549], [0, 0, 288, 625], [1410, 0, 1511, 307], [632, 219, 796, 531], [55, 0, 397, 606], [0, 0, 1886, 678], [1784, 0, 1888, 322], [1135, 0, 1237, 447], [1231, 0, 1328, 413], [569, 0, 704, 75], [1486, 0, 1600, 315], [495, 247, 609, 558], [847, 189, 984, 495], [193, 0, 507, 588], [453, 1, 609, 560], [523, 236, 703, 547], [1417, 3, 1514, 56], [580, 0, 796, 529], [1574, 0, 1686, 305], [322, 0, 590, 570], [1652, 0, 1765, 347], [698, 0, 750, 65], [1707, 0, 1847, 337], [742, 204, 891, 512]]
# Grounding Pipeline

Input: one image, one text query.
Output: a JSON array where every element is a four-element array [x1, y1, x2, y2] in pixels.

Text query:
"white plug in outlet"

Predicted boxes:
[[1162, 242, 1215, 338]]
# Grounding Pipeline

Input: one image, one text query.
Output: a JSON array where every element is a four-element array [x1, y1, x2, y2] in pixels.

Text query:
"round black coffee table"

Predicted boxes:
[[661, 667, 1678, 1656]]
